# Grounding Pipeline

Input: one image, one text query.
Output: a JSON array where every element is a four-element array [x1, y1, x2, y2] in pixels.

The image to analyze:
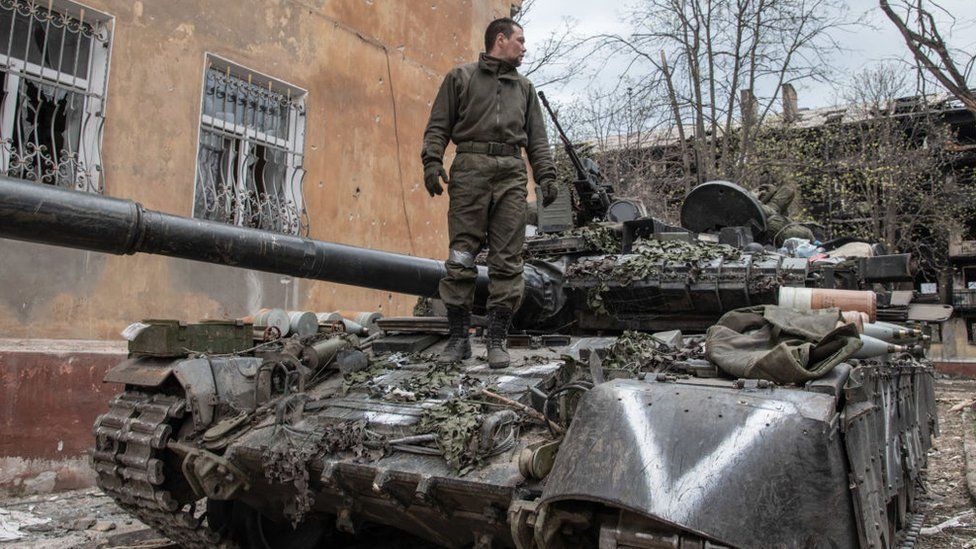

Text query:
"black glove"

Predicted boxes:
[[424, 163, 449, 197], [539, 180, 559, 207]]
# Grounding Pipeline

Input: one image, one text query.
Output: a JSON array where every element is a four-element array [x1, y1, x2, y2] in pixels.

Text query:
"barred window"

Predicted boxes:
[[0, 0, 111, 193], [193, 58, 308, 236]]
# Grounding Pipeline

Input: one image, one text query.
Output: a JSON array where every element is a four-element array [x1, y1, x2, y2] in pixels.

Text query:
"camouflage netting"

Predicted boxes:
[[567, 238, 744, 313], [263, 419, 380, 525], [567, 238, 742, 283], [526, 224, 622, 257], [601, 331, 705, 375], [341, 353, 489, 402], [337, 354, 506, 474], [416, 398, 487, 475], [576, 224, 622, 253], [413, 296, 435, 316], [619, 239, 741, 277]]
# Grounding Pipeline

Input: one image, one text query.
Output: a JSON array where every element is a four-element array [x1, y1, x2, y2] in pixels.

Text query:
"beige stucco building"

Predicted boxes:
[[0, 0, 520, 341]]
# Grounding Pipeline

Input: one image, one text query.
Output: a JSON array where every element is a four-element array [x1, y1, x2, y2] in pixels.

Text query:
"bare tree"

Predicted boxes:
[[579, 0, 851, 185], [752, 64, 976, 277], [880, 0, 976, 116], [514, 0, 580, 87]]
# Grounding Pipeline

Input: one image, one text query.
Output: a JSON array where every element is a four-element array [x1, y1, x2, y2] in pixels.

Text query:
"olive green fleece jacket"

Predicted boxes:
[[422, 53, 556, 184]]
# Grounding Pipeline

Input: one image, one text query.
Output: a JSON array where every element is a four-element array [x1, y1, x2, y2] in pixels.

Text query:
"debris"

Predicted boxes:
[[69, 517, 96, 531], [22, 471, 57, 495], [21, 521, 55, 533], [92, 520, 117, 532], [919, 509, 974, 535], [949, 398, 976, 413], [0, 508, 51, 541], [479, 389, 563, 434]]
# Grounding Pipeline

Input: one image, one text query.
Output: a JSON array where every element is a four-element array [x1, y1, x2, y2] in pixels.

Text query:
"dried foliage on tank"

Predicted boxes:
[[597, 331, 706, 374], [564, 238, 801, 317]]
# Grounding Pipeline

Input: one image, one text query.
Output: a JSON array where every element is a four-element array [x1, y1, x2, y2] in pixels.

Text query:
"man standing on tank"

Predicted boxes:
[[421, 18, 558, 369]]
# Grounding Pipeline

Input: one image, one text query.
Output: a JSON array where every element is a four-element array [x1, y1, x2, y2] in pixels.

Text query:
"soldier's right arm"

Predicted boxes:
[[422, 72, 458, 167]]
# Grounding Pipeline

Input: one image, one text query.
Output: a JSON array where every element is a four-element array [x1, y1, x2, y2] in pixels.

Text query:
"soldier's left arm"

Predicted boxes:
[[524, 83, 556, 184]]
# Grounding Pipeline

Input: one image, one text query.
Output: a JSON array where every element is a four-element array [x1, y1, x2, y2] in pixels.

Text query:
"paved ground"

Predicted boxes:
[[1, 378, 974, 549]]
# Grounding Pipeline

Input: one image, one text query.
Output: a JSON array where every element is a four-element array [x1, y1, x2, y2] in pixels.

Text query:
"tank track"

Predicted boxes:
[[92, 390, 233, 548], [897, 513, 925, 549]]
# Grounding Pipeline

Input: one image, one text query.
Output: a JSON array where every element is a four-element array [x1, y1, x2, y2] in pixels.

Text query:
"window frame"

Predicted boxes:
[[0, 0, 113, 193], [191, 54, 308, 236]]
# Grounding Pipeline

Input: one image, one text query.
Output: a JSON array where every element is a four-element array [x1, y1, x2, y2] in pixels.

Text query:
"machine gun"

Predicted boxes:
[[537, 91, 612, 224]]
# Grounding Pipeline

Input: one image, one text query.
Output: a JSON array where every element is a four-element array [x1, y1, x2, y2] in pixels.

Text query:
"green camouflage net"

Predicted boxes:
[[576, 224, 621, 253], [601, 331, 704, 376], [615, 239, 742, 281], [263, 419, 379, 525], [380, 365, 460, 402], [567, 238, 744, 312], [416, 398, 486, 475]]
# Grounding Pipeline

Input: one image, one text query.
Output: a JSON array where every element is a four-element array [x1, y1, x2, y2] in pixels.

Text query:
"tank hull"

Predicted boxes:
[[93, 337, 936, 548]]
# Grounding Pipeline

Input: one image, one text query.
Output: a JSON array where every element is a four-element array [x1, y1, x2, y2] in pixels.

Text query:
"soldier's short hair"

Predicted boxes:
[[484, 18, 522, 52]]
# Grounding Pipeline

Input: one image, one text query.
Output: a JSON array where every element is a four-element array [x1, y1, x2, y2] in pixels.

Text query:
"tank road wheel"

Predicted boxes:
[[206, 499, 329, 549]]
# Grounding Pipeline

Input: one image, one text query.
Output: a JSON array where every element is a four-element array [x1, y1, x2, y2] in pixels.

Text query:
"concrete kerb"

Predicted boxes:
[[964, 407, 976, 504]]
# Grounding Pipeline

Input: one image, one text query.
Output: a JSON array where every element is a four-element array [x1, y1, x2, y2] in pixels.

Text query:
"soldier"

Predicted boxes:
[[753, 169, 815, 245], [422, 18, 558, 368]]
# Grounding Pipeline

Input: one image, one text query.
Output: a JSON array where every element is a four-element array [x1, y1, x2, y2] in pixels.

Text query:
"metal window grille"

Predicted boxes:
[[193, 62, 308, 236], [0, 0, 111, 193]]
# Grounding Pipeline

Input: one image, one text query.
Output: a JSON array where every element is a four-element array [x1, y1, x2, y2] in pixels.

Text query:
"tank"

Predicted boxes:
[[0, 174, 938, 549]]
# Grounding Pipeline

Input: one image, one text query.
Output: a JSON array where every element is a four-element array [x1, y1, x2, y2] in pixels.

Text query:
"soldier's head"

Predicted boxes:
[[485, 18, 525, 67]]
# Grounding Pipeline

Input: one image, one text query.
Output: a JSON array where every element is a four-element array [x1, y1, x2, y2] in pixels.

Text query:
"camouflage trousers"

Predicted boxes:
[[438, 152, 527, 311]]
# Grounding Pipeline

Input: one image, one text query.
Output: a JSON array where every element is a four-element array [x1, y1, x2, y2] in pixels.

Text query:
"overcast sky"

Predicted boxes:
[[523, 0, 976, 109]]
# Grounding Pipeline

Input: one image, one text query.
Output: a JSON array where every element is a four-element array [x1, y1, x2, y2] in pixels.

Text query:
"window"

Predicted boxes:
[[0, 0, 111, 193], [193, 57, 307, 236]]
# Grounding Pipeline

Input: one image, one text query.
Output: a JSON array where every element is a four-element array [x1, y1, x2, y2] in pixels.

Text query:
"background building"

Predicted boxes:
[[0, 0, 520, 495]]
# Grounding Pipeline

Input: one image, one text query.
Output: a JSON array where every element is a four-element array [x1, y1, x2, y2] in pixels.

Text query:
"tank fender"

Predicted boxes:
[[539, 378, 859, 549], [103, 356, 175, 387], [172, 357, 264, 431]]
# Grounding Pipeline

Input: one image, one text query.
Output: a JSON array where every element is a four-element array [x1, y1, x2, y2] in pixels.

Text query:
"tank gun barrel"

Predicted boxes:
[[0, 176, 485, 300]]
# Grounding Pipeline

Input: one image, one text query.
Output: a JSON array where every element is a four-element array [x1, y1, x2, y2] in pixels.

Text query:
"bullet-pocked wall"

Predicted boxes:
[[0, 0, 519, 340]]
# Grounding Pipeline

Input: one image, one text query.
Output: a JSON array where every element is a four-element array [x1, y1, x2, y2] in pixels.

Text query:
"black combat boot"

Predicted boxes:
[[437, 305, 471, 364], [486, 307, 513, 369]]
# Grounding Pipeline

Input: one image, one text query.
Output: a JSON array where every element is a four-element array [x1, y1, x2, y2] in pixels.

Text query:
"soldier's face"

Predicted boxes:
[[494, 26, 526, 67]]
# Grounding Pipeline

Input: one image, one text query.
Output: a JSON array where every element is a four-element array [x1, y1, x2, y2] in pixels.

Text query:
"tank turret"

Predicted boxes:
[[0, 176, 915, 333]]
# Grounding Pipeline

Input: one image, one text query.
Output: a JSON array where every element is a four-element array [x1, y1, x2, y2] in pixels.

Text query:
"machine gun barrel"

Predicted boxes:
[[0, 176, 484, 300], [537, 91, 611, 212]]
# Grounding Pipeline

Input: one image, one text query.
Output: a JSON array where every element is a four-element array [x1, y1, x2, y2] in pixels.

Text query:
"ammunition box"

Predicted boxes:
[[128, 319, 252, 357]]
